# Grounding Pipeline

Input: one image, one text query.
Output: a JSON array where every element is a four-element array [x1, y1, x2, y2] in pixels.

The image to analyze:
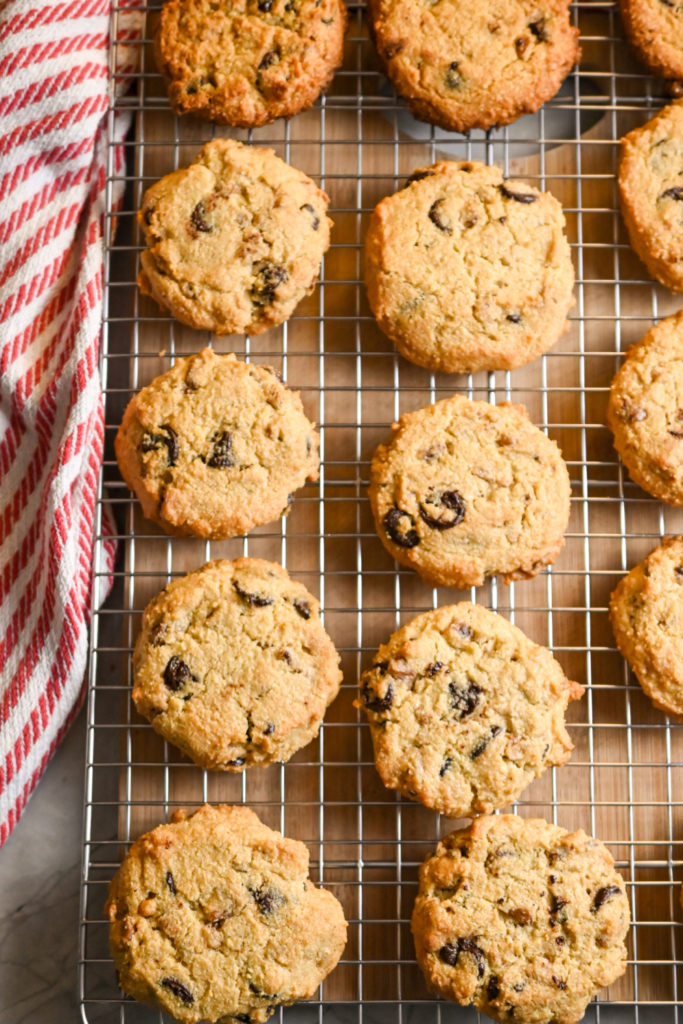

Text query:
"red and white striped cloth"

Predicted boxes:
[[0, 0, 138, 846]]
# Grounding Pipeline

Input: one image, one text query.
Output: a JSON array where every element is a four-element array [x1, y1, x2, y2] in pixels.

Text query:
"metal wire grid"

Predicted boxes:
[[79, 1, 683, 1020]]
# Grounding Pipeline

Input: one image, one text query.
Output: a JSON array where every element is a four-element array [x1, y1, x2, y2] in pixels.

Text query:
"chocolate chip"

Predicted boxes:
[[163, 656, 195, 691], [258, 50, 278, 70], [427, 661, 443, 675], [660, 186, 683, 200], [455, 623, 472, 639], [509, 907, 532, 925], [227, 757, 246, 767], [362, 681, 394, 712], [591, 885, 622, 912], [190, 200, 211, 233], [382, 40, 405, 59], [487, 976, 500, 1000], [150, 622, 167, 646], [251, 259, 288, 305], [506, 312, 522, 324], [618, 399, 646, 422], [439, 938, 485, 977], [249, 983, 278, 1001], [470, 724, 501, 758], [206, 430, 234, 468], [161, 977, 194, 1005], [428, 198, 452, 234], [251, 886, 286, 914], [419, 489, 465, 530], [499, 183, 537, 203], [300, 203, 320, 230], [513, 982, 526, 992], [293, 598, 311, 619], [404, 169, 435, 188], [444, 60, 461, 89], [515, 35, 530, 56], [186, 82, 198, 94], [550, 894, 569, 924], [439, 756, 453, 777], [143, 206, 154, 226], [676, 566, 683, 580], [166, 871, 176, 895], [450, 681, 482, 720], [529, 16, 549, 40], [264, 722, 275, 735], [552, 976, 567, 989], [556, 935, 565, 945], [258, 0, 273, 9], [140, 424, 179, 467], [383, 507, 420, 548], [233, 580, 274, 607]]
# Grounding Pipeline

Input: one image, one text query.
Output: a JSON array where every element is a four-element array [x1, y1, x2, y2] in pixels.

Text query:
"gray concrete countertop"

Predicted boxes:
[[0, 707, 85, 1024]]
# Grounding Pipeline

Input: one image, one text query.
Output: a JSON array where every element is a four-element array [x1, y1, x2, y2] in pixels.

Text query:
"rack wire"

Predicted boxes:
[[80, 1, 683, 1020]]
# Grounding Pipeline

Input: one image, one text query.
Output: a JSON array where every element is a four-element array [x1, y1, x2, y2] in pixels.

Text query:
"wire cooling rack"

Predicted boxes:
[[79, 1, 683, 1020]]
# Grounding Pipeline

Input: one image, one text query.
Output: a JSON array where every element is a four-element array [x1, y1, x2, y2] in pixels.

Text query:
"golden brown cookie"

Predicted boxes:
[[368, 395, 572, 588], [106, 804, 348, 1023], [619, 100, 683, 291], [364, 160, 574, 374], [367, 0, 580, 133], [607, 310, 683, 504], [115, 348, 319, 539], [619, 0, 683, 83], [412, 814, 630, 1024], [610, 536, 683, 718], [357, 603, 583, 818], [138, 138, 331, 334], [132, 557, 343, 769], [155, 0, 347, 127]]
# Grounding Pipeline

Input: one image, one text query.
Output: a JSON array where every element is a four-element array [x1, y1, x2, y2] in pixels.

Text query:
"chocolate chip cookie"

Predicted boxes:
[[369, 395, 572, 588], [367, 0, 580, 133], [619, 0, 683, 83], [106, 803, 348, 1023], [610, 536, 683, 717], [364, 160, 574, 374], [619, 100, 683, 291], [132, 557, 342, 769], [412, 814, 630, 1024], [138, 138, 331, 334], [115, 348, 319, 539], [358, 603, 583, 818], [607, 310, 683, 504], [156, 0, 347, 127]]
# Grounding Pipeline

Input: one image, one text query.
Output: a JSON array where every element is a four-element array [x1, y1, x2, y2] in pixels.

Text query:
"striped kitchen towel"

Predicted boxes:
[[0, 0, 138, 846]]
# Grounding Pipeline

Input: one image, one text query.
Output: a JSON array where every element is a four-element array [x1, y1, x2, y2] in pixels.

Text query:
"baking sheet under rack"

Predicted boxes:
[[80, 1, 683, 1020]]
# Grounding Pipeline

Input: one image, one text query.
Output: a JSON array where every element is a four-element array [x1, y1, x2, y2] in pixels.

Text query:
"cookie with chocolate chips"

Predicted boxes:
[[619, 100, 683, 291], [132, 557, 342, 769], [106, 803, 347, 1023], [607, 310, 683, 503], [357, 603, 583, 818], [610, 536, 683, 717], [368, 395, 572, 588], [412, 814, 630, 1024], [367, 0, 580, 133], [156, 0, 346, 127], [364, 160, 575, 374], [619, 0, 683, 84], [138, 138, 331, 334], [115, 348, 319, 539]]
